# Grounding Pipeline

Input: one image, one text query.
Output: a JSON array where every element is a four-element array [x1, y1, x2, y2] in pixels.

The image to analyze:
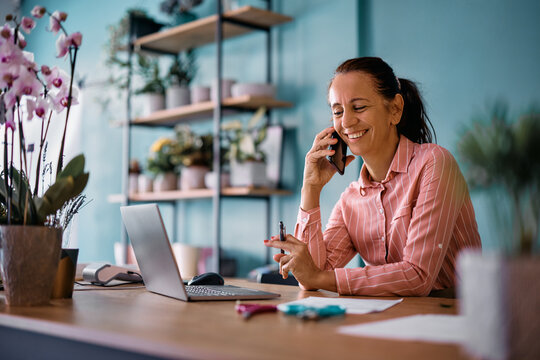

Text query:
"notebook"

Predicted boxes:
[[120, 203, 280, 301]]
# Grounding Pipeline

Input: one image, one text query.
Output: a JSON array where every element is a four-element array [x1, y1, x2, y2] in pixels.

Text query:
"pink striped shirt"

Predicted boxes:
[[294, 135, 481, 296]]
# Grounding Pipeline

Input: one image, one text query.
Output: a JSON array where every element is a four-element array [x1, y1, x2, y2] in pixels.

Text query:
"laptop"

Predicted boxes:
[[120, 203, 280, 301]]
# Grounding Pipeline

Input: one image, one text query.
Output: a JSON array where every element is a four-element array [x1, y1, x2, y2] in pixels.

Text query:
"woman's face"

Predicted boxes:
[[328, 71, 402, 160]]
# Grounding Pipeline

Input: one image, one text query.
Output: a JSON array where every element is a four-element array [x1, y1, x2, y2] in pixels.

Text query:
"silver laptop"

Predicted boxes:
[[120, 204, 280, 301]]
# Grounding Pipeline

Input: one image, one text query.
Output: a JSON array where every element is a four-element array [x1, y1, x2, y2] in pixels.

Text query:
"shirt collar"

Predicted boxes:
[[359, 135, 414, 187]]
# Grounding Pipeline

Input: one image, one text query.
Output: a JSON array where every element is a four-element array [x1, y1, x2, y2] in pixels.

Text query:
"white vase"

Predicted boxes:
[[138, 174, 153, 193], [142, 93, 165, 116], [128, 173, 139, 194], [166, 85, 190, 108], [230, 161, 267, 187], [180, 166, 209, 190], [204, 171, 231, 189], [190, 86, 210, 104], [153, 172, 177, 192], [458, 250, 540, 360]]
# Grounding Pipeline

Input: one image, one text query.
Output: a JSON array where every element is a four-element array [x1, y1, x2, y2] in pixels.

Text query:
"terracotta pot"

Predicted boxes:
[[51, 248, 79, 299], [458, 250, 540, 359], [0, 225, 62, 306], [153, 172, 177, 192]]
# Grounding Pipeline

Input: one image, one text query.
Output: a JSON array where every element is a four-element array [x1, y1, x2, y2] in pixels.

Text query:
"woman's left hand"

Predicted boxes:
[[263, 234, 334, 291]]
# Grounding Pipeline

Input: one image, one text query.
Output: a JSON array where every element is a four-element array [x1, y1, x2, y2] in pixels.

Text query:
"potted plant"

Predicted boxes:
[[147, 137, 179, 191], [159, 0, 203, 26], [456, 102, 540, 359], [165, 50, 196, 109], [174, 125, 212, 190], [0, 6, 89, 306], [135, 55, 165, 116], [222, 107, 268, 187]]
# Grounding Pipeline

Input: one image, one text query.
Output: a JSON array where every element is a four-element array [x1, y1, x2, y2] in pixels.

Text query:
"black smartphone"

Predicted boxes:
[[327, 131, 347, 175]]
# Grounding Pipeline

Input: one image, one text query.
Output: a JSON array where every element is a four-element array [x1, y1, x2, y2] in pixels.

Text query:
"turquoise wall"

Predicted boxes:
[[18, 0, 540, 274]]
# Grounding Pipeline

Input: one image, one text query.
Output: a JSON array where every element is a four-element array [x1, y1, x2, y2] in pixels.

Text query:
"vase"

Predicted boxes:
[[128, 173, 139, 194], [180, 166, 209, 190], [51, 248, 79, 299], [230, 161, 267, 187], [211, 78, 236, 102], [166, 85, 190, 108], [0, 225, 62, 306], [204, 171, 231, 189], [141, 93, 165, 116], [153, 172, 177, 192], [138, 173, 153, 193], [458, 250, 540, 359]]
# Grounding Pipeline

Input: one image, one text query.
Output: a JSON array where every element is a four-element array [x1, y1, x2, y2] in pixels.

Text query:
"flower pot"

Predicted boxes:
[[51, 248, 79, 299], [180, 166, 209, 190], [211, 78, 236, 102], [153, 172, 177, 192], [204, 171, 231, 189], [0, 225, 62, 306], [141, 93, 165, 116], [166, 85, 190, 108], [458, 250, 540, 359], [138, 174, 153, 193], [230, 161, 267, 187], [129, 173, 139, 194], [190, 86, 210, 104]]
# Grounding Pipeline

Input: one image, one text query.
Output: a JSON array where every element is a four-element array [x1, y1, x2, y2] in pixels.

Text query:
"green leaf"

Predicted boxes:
[[58, 154, 85, 180]]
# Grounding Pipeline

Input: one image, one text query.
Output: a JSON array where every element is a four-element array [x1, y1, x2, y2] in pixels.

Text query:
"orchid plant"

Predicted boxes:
[[0, 6, 88, 227], [221, 107, 268, 163]]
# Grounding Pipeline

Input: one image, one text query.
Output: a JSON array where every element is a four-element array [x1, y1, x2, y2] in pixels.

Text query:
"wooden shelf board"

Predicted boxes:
[[132, 96, 292, 126], [108, 187, 291, 203], [134, 6, 292, 53]]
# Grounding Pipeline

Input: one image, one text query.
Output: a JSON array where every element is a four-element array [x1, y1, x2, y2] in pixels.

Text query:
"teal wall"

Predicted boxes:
[[18, 0, 540, 274]]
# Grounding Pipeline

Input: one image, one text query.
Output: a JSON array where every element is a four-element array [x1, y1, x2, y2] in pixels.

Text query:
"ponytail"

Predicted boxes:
[[331, 57, 436, 144]]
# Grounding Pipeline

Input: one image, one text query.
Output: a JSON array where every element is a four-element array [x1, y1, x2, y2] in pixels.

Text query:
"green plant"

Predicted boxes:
[[221, 107, 268, 163], [147, 137, 178, 175], [135, 55, 165, 95], [166, 50, 196, 87], [174, 125, 213, 168], [457, 102, 540, 254]]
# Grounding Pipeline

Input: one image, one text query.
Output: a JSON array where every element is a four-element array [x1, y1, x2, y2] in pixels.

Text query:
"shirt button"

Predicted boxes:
[[381, 236, 385, 241], [360, 189, 366, 196], [302, 218, 308, 223], [379, 208, 384, 214]]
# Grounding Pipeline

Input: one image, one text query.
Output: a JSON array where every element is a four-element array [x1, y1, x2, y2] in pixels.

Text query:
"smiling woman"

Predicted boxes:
[[264, 57, 482, 297]]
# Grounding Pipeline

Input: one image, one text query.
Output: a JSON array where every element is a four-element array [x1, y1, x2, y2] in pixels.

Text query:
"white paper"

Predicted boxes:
[[277, 296, 403, 314], [338, 314, 467, 344]]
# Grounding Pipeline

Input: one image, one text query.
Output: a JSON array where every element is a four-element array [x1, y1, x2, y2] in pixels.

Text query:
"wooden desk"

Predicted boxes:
[[0, 279, 469, 360]]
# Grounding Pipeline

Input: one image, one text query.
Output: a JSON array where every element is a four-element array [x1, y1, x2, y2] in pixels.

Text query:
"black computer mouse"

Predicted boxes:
[[188, 272, 225, 286]]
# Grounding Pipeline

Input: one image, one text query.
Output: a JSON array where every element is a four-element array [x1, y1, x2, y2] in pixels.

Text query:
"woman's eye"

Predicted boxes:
[[354, 106, 366, 111], [333, 110, 343, 116]]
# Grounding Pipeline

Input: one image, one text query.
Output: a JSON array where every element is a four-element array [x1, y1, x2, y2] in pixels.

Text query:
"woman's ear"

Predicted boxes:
[[390, 94, 404, 125]]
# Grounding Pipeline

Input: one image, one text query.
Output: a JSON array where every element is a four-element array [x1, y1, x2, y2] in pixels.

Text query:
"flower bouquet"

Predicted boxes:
[[0, 6, 88, 305]]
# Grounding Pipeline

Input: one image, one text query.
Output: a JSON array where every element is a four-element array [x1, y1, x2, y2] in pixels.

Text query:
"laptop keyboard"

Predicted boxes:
[[185, 285, 236, 297]]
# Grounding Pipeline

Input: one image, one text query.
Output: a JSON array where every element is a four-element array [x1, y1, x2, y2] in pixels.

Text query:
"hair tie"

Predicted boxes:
[[396, 76, 401, 92]]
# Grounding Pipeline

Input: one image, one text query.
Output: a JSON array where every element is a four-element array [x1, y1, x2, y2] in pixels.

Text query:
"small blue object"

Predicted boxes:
[[279, 304, 346, 320]]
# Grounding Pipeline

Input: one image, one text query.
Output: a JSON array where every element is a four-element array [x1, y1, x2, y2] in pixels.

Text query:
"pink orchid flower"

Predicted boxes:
[[20, 17, 36, 34], [55, 33, 69, 57], [12, 67, 41, 97], [49, 11, 66, 34], [5, 108, 16, 130], [31, 6, 46, 19], [50, 85, 78, 113], [25, 97, 49, 121], [3, 89, 17, 109], [43, 66, 69, 89], [68, 32, 82, 48]]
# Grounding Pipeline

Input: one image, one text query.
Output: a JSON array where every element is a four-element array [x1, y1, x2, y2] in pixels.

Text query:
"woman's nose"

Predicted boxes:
[[341, 109, 358, 128]]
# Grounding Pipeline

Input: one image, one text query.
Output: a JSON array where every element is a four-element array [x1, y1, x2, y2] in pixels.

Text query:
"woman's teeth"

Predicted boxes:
[[348, 130, 367, 139]]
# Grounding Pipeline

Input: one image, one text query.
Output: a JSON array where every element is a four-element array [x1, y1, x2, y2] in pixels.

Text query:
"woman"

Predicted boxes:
[[264, 57, 481, 296]]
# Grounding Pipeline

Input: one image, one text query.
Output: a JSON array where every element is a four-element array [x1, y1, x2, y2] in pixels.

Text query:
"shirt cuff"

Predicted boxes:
[[334, 268, 352, 295], [295, 207, 321, 239]]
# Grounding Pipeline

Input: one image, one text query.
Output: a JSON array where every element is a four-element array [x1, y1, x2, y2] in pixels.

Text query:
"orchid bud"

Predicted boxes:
[[5, 14, 13, 21], [41, 65, 51, 75], [18, 38, 27, 49], [58, 12, 68, 21], [31, 6, 46, 19], [0, 27, 10, 39], [69, 32, 82, 47]]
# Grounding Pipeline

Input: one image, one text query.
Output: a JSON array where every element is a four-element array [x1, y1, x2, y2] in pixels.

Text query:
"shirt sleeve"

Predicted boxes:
[[335, 147, 468, 296], [294, 194, 357, 272]]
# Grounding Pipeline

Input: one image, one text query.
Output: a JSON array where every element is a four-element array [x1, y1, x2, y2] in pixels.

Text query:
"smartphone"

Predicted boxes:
[[327, 131, 347, 175], [279, 221, 286, 254]]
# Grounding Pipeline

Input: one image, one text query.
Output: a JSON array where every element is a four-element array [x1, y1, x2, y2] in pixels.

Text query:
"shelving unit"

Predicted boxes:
[[117, 2, 293, 272]]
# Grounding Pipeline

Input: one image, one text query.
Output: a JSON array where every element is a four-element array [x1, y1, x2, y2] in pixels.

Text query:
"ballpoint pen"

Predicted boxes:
[[279, 221, 286, 254], [235, 302, 277, 320]]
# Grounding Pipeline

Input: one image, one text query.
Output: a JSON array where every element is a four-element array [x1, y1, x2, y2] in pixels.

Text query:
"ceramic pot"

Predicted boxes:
[[204, 171, 231, 189], [0, 225, 62, 306], [180, 166, 210, 190], [138, 174, 153, 193], [190, 86, 210, 104], [166, 85, 190, 108], [141, 93, 165, 116], [458, 250, 540, 359], [211, 78, 236, 102], [153, 172, 177, 192], [51, 248, 79, 299], [128, 173, 139, 194], [230, 161, 267, 187]]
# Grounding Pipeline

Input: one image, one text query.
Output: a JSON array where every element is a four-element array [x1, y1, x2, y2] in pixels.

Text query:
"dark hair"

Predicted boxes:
[[331, 57, 436, 144]]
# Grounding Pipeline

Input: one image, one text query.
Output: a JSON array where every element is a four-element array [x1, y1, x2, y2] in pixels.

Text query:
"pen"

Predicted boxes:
[[235, 302, 277, 320], [279, 221, 286, 254]]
